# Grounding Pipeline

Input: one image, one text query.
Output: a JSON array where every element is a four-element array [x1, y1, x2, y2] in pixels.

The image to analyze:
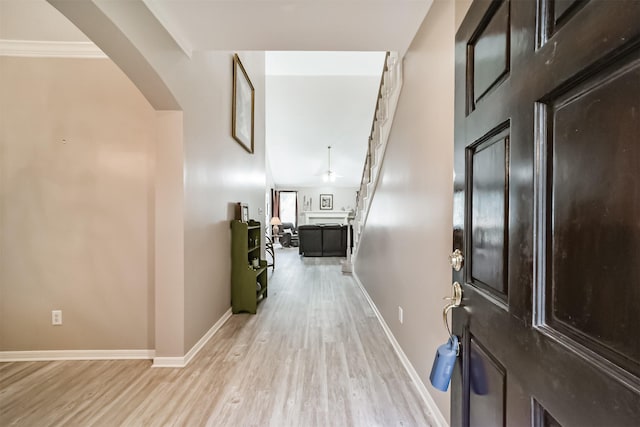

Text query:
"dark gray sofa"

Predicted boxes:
[[298, 224, 352, 257]]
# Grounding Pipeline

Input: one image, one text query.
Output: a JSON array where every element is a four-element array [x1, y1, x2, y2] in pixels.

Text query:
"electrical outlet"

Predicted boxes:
[[398, 306, 404, 324], [52, 310, 62, 325]]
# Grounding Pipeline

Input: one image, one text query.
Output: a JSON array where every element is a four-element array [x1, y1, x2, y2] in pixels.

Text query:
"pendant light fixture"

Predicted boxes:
[[323, 145, 336, 183]]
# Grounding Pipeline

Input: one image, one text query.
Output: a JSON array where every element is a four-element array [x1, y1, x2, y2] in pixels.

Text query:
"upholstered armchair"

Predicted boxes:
[[279, 222, 299, 247]]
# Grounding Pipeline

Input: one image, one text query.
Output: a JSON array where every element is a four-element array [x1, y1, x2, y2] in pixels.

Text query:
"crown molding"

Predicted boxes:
[[0, 39, 107, 59]]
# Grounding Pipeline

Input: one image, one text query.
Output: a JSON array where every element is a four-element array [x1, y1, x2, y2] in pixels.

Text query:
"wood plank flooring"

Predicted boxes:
[[1, 249, 436, 426]]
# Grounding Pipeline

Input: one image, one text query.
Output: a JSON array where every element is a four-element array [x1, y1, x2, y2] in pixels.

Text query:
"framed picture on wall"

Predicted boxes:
[[320, 194, 333, 210], [232, 53, 255, 154]]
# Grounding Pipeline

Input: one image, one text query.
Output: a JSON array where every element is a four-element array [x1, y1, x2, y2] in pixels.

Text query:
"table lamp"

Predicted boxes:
[[270, 217, 282, 234]]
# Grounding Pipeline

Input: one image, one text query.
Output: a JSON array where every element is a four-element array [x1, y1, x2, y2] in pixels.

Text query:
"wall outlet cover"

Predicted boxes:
[[52, 310, 62, 325]]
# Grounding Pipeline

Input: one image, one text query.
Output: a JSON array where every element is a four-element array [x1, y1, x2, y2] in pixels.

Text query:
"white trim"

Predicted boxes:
[[152, 308, 232, 368], [0, 349, 154, 362], [183, 308, 232, 366], [150, 356, 185, 368], [0, 309, 231, 366], [0, 40, 107, 59], [353, 272, 449, 427]]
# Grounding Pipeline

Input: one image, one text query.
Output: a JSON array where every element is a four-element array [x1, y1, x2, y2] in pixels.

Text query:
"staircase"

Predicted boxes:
[[352, 52, 403, 256]]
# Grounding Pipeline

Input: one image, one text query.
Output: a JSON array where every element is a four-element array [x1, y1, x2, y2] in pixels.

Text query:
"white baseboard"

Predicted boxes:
[[353, 272, 449, 427], [152, 308, 232, 368], [150, 356, 185, 368], [0, 349, 154, 362], [0, 309, 232, 366]]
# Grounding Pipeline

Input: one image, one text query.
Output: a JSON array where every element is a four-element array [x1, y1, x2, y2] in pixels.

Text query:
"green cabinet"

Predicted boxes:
[[231, 220, 268, 314]]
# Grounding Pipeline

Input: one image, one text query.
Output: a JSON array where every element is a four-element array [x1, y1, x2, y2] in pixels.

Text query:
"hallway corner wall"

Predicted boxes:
[[0, 56, 156, 352], [57, 0, 267, 355], [155, 110, 185, 357], [354, 0, 472, 422], [178, 50, 266, 352]]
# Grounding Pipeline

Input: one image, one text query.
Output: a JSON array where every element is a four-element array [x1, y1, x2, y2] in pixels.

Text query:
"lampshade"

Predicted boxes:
[[270, 217, 282, 225]]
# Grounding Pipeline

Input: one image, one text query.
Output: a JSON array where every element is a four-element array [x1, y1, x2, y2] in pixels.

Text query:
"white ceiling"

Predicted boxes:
[[135, 0, 432, 188], [142, 0, 432, 56], [266, 51, 386, 188], [266, 51, 388, 76], [2, 0, 433, 188]]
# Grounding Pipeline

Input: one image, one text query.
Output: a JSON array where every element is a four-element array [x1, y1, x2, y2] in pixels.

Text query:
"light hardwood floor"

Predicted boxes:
[[1, 249, 436, 426]]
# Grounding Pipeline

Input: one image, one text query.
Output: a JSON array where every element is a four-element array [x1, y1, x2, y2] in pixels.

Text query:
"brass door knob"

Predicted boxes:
[[449, 249, 464, 271]]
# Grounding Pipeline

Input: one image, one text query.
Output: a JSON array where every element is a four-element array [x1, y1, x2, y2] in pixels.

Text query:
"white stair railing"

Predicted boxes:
[[352, 52, 403, 256]]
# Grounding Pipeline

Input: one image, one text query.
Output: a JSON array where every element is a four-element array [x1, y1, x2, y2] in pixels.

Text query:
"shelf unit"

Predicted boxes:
[[231, 220, 268, 314]]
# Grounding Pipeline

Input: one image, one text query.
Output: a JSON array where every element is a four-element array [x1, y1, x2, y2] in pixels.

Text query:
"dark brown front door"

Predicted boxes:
[[452, 1, 640, 425]]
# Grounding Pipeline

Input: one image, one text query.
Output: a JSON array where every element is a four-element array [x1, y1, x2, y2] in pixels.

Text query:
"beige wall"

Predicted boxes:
[[0, 57, 156, 351], [455, 0, 473, 30], [78, 1, 267, 355], [154, 110, 185, 357], [0, 50, 266, 356], [180, 51, 266, 351], [19, 1, 267, 358], [354, 0, 471, 422]]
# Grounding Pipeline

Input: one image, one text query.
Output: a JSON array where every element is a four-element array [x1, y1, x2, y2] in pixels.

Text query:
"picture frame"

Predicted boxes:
[[236, 202, 250, 222], [320, 194, 333, 210], [232, 53, 255, 154]]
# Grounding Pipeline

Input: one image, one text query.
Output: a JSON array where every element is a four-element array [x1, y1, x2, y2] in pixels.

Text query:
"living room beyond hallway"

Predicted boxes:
[[1, 249, 435, 426]]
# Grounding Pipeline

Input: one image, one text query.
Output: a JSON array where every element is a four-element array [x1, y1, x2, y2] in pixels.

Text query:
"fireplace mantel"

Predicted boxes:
[[300, 211, 349, 225]]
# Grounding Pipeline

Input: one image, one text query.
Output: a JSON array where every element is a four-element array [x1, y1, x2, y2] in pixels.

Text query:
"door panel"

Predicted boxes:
[[546, 52, 640, 378], [540, 0, 589, 44], [469, 338, 506, 427], [553, 0, 583, 24], [533, 399, 563, 427], [468, 126, 509, 300], [469, 0, 511, 110], [453, 1, 640, 425]]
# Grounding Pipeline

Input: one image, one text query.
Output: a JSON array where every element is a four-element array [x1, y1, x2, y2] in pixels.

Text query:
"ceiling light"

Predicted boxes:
[[323, 146, 337, 183]]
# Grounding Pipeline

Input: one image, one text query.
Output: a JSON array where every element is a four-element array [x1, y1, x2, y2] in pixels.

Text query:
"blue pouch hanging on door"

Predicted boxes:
[[429, 335, 459, 391]]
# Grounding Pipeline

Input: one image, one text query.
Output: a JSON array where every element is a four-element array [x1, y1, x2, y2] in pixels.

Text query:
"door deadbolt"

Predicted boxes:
[[449, 249, 464, 271]]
